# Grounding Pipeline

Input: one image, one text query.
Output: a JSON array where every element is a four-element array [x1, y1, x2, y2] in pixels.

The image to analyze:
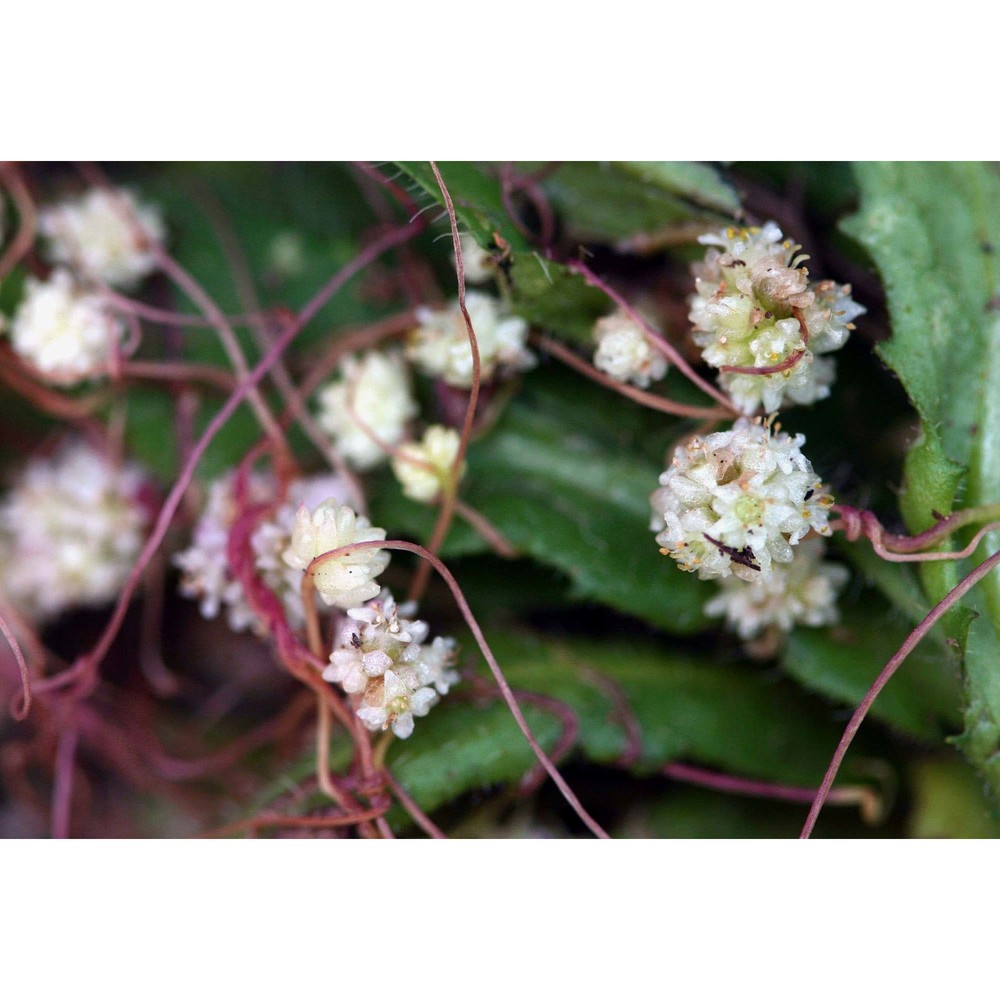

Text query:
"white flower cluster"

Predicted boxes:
[[323, 588, 458, 739], [39, 186, 165, 290], [0, 441, 149, 624], [650, 417, 833, 582], [457, 233, 496, 285], [407, 291, 534, 389], [704, 537, 849, 645], [690, 223, 865, 413], [8, 269, 124, 384], [174, 472, 352, 633], [391, 425, 464, 503], [592, 311, 668, 388], [316, 350, 417, 470], [283, 500, 389, 609]]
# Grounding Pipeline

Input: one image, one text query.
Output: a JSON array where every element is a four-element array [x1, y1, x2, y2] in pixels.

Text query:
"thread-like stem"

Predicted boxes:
[[801, 546, 1000, 838], [305, 537, 610, 839]]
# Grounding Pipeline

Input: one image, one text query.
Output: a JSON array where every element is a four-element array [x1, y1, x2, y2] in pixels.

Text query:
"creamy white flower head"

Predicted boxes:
[[174, 471, 271, 633], [324, 587, 458, 704], [356, 668, 438, 739], [650, 417, 833, 582], [39, 187, 165, 290], [408, 291, 534, 389], [175, 472, 353, 634], [456, 233, 496, 284], [704, 536, 849, 644], [283, 501, 389, 609], [391, 425, 464, 503], [8, 269, 125, 384], [316, 350, 417, 470], [689, 223, 864, 414], [0, 441, 149, 624], [592, 311, 668, 389]]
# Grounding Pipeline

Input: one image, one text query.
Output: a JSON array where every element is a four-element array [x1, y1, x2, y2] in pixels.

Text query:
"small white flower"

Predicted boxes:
[[689, 223, 864, 414], [705, 536, 850, 642], [356, 668, 438, 740], [592, 311, 668, 388], [316, 350, 417, 470], [391, 425, 464, 503], [650, 417, 833, 582], [175, 472, 353, 634], [408, 291, 534, 389], [283, 501, 389, 609], [8, 269, 125, 384], [266, 231, 306, 280], [0, 441, 149, 624], [324, 587, 458, 694], [39, 187, 165, 290], [456, 233, 495, 284]]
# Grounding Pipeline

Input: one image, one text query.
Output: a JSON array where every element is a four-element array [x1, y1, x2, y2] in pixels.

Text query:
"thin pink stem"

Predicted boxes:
[[834, 502, 1000, 558], [801, 545, 1000, 838], [568, 259, 738, 413], [0, 606, 32, 719], [0, 162, 37, 281], [718, 305, 809, 376], [534, 333, 731, 420], [383, 769, 447, 839], [306, 537, 609, 839], [33, 221, 420, 698], [51, 723, 80, 839]]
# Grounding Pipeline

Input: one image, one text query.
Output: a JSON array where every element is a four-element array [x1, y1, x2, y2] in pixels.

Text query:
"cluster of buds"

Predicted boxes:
[[2, 185, 163, 386], [0, 440, 151, 624], [689, 223, 865, 414], [323, 589, 458, 739], [174, 472, 354, 633]]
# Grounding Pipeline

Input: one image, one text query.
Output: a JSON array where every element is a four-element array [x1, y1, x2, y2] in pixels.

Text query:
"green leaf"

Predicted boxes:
[[908, 753, 1000, 838], [393, 161, 633, 344], [378, 365, 714, 633], [781, 604, 962, 740], [385, 631, 860, 821], [844, 161, 1000, 788], [541, 162, 735, 243], [617, 162, 741, 216]]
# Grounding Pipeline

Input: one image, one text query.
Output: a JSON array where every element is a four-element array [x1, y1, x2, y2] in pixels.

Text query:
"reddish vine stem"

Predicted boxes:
[[718, 305, 810, 376], [78, 162, 290, 455], [833, 502, 1000, 559], [120, 360, 238, 391], [533, 333, 732, 420], [406, 161, 482, 605], [32, 221, 421, 701], [662, 762, 879, 816], [50, 722, 80, 839], [0, 162, 37, 281], [203, 805, 389, 839], [100, 289, 266, 329], [568, 258, 738, 413], [306, 538, 610, 839], [383, 769, 447, 839], [801, 546, 1000, 838], [0, 606, 32, 720]]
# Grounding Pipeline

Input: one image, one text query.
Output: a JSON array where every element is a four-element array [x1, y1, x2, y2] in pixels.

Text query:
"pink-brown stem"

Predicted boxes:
[[50, 722, 79, 839], [305, 537, 610, 838], [662, 762, 878, 814], [568, 258, 738, 413], [33, 221, 420, 700], [383, 768, 447, 839], [718, 306, 809, 376], [0, 162, 37, 281], [534, 333, 732, 420], [801, 545, 1000, 838], [406, 161, 483, 604], [0, 607, 32, 720], [833, 502, 1000, 559]]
